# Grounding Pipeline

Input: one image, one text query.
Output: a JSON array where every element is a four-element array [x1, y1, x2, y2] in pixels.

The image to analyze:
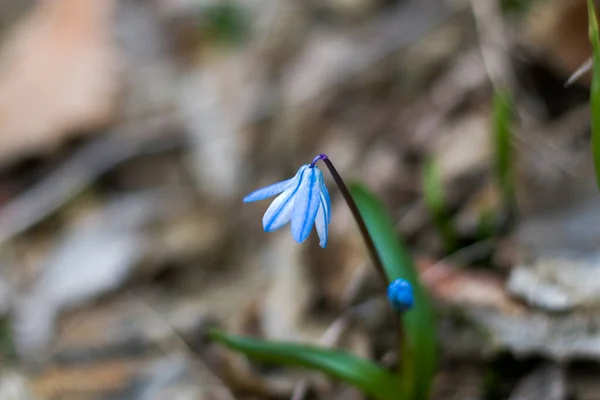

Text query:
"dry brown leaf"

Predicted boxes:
[[525, 0, 590, 81], [32, 359, 141, 398], [417, 258, 524, 314], [0, 0, 119, 165]]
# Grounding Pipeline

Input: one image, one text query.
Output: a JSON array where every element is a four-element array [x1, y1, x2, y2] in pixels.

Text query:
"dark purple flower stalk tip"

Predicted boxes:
[[310, 154, 328, 168]]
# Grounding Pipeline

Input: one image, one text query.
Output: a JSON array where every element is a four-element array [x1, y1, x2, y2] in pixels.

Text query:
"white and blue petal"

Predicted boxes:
[[244, 177, 295, 203], [262, 169, 305, 232], [315, 196, 328, 248], [245, 164, 332, 247], [320, 180, 331, 224], [291, 166, 322, 243]]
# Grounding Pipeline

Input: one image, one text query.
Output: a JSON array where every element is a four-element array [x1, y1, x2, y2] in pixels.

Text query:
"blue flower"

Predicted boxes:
[[244, 165, 332, 247], [387, 278, 414, 313]]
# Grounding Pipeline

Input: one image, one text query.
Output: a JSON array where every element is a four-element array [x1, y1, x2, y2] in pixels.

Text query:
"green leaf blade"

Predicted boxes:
[[209, 330, 402, 400], [423, 158, 457, 253], [348, 183, 437, 400], [493, 89, 514, 202], [588, 0, 600, 193]]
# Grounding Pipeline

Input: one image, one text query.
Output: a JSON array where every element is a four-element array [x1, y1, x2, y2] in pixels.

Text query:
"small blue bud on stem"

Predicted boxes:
[[387, 278, 414, 313]]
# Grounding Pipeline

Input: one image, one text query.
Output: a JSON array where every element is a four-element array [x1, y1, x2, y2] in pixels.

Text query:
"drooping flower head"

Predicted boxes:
[[244, 165, 332, 247]]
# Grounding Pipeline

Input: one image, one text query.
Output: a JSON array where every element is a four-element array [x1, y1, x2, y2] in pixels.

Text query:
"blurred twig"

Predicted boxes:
[[289, 263, 375, 400], [566, 57, 592, 87], [420, 239, 495, 284], [290, 313, 353, 400], [0, 116, 186, 246], [127, 290, 237, 400], [469, 0, 515, 91]]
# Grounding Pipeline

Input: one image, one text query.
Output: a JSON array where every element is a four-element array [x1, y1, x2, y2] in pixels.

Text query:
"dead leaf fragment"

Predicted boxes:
[[0, 0, 119, 164], [32, 359, 141, 399], [418, 258, 523, 313], [525, 0, 591, 82]]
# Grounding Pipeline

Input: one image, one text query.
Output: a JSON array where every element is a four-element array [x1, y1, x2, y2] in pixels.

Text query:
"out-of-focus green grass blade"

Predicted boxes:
[[348, 183, 437, 400], [423, 158, 457, 252], [209, 330, 402, 400], [0, 316, 15, 364], [476, 209, 495, 241], [202, 2, 249, 46], [493, 89, 514, 202], [587, 0, 600, 193], [500, 0, 530, 14]]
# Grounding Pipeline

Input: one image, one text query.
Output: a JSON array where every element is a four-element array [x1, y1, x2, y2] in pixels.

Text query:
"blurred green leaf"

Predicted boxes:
[[493, 89, 514, 202], [348, 183, 437, 400], [209, 330, 402, 400], [422, 158, 457, 253], [588, 0, 600, 193], [202, 2, 249, 46], [476, 209, 495, 241], [500, 0, 531, 13], [0, 316, 16, 364]]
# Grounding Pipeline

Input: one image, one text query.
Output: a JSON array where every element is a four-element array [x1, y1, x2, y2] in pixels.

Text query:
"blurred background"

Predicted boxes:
[[0, 0, 598, 398]]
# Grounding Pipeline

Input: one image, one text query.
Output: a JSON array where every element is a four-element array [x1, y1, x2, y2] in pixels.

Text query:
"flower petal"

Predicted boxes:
[[262, 168, 306, 232], [291, 166, 322, 243], [243, 178, 294, 203], [315, 198, 328, 248], [320, 178, 331, 224]]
